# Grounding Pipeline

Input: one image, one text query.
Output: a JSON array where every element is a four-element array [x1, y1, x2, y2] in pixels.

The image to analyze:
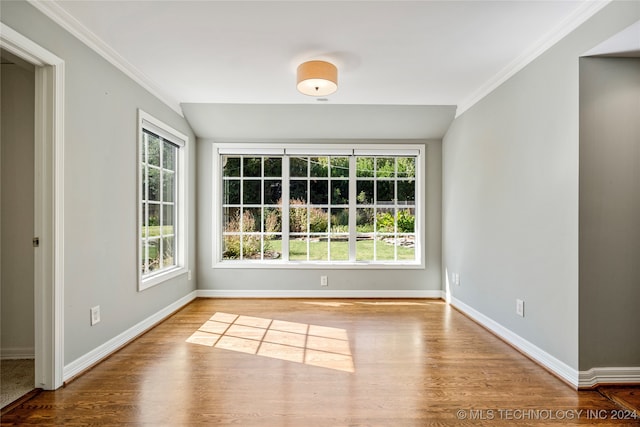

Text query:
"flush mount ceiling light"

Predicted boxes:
[[296, 60, 338, 96]]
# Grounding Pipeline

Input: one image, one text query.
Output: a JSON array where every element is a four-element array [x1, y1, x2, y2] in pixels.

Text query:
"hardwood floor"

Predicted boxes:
[[2, 298, 638, 426]]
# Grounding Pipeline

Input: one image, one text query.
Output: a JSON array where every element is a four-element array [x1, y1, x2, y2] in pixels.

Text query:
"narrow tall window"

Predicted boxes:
[[139, 111, 187, 289]]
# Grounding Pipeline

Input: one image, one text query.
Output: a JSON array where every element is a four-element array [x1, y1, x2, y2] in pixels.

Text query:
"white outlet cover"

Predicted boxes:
[[516, 299, 525, 317], [91, 306, 101, 325]]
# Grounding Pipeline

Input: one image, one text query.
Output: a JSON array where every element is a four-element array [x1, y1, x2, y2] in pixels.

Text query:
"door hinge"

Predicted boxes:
[[33, 237, 40, 247]]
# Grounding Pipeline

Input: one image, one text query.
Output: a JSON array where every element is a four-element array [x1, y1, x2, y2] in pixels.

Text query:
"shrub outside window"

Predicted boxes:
[[217, 144, 423, 268]]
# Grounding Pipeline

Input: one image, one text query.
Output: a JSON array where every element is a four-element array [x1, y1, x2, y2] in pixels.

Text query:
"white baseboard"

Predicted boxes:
[[0, 347, 35, 360], [579, 367, 640, 388], [196, 289, 445, 299], [449, 296, 580, 388], [63, 291, 197, 381]]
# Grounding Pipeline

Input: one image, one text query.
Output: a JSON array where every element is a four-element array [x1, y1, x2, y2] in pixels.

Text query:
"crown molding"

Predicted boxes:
[[28, 0, 183, 117], [456, 0, 611, 118]]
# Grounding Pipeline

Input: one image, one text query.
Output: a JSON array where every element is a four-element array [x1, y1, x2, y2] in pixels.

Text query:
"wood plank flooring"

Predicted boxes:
[[2, 298, 638, 426]]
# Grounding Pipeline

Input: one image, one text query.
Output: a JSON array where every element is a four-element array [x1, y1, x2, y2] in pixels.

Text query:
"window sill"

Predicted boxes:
[[139, 266, 187, 291], [213, 260, 424, 270]]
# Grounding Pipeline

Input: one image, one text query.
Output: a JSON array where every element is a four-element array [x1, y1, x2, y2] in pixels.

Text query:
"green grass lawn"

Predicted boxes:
[[142, 225, 174, 238], [266, 238, 414, 261]]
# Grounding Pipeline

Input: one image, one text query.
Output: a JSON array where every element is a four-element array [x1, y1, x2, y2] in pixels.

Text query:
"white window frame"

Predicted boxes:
[[212, 143, 425, 269], [138, 110, 188, 290]]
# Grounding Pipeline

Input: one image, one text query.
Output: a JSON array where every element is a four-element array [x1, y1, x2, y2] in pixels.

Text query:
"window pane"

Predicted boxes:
[[310, 157, 328, 177], [329, 238, 349, 261], [376, 208, 395, 232], [290, 157, 307, 177], [264, 235, 281, 260], [223, 235, 241, 259], [376, 157, 395, 178], [141, 166, 148, 201], [397, 180, 415, 203], [140, 240, 148, 275], [309, 208, 328, 233], [309, 180, 328, 204], [223, 207, 240, 232], [243, 180, 261, 204], [243, 208, 261, 232], [223, 156, 241, 177], [289, 207, 307, 233], [243, 157, 261, 177], [162, 236, 175, 267], [331, 180, 349, 204], [356, 208, 374, 233], [163, 143, 176, 171], [163, 171, 175, 202], [264, 207, 282, 233], [224, 180, 240, 204], [147, 134, 160, 167], [330, 208, 349, 232], [290, 180, 307, 202], [289, 238, 308, 260], [356, 157, 374, 177], [398, 244, 415, 261], [356, 238, 373, 261], [264, 157, 282, 177], [376, 236, 396, 261], [397, 209, 415, 233], [147, 238, 160, 271], [264, 180, 282, 205], [141, 202, 149, 238], [148, 204, 160, 229], [162, 204, 174, 234], [330, 157, 349, 177], [242, 235, 262, 259], [309, 240, 328, 261], [376, 181, 395, 203], [356, 180, 373, 204], [148, 168, 160, 201], [397, 157, 415, 178]]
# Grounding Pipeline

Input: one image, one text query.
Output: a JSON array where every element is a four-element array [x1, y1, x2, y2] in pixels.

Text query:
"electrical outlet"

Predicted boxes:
[[452, 273, 460, 286], [320, 275, 328, 287], [516, 299, 525, 317], [90, 306, 101, 326], [188, 270, 192, 280]]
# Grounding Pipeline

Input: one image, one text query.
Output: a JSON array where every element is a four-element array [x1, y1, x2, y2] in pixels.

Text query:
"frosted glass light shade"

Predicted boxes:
[[296, 60, 338, 96]]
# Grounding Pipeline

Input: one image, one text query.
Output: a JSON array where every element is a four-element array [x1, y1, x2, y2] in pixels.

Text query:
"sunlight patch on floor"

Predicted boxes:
[[186, 313, 354, 373]]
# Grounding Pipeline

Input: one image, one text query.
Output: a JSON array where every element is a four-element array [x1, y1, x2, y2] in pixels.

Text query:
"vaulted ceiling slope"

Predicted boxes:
[[32, 1, 611, 139]]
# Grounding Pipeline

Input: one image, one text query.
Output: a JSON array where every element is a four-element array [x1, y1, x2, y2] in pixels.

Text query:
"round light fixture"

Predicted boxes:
[[296, 60, 338, 96]]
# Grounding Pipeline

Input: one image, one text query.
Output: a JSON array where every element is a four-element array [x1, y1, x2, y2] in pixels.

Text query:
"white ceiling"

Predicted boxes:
[[38, 1, 611, 138]]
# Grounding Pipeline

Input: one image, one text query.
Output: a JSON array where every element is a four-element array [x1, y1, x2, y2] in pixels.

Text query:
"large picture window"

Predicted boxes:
[[216, 145, 422, 268], [139, 111, 188, 289]]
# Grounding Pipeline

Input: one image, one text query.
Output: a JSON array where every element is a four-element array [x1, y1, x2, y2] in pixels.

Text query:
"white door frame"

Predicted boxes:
[[1, 23, 65, 390]]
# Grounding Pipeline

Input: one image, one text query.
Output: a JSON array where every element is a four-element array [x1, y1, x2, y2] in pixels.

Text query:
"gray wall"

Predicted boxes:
[[1, 2, 197, 364], [197, 138, 442, 293], [579, 57, 640, 369], [442, 1, 640, 370], [1, 56, 35, 357]]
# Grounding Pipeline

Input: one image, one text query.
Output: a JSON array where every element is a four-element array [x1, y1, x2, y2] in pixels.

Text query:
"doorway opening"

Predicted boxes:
[[0, 23, 65, 396], [0, 48, 36, 408]]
